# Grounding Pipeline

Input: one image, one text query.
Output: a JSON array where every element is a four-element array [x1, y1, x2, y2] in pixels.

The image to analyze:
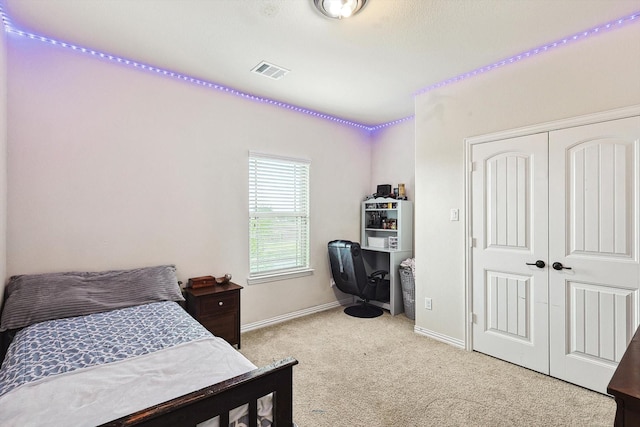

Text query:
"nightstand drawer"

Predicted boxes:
[[199, 292, 238, 315], [184, 282, 243, 348]]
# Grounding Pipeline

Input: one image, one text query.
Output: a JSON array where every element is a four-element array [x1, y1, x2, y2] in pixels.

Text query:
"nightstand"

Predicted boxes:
[[184, 282, 243, 348]]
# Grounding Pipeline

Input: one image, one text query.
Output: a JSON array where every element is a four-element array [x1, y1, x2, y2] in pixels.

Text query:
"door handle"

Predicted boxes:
[[526, 260, 546, 268], [552, 262, 572, 271]]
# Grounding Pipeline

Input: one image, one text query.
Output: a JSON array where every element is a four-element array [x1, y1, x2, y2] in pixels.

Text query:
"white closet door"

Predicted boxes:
[[549, 116, 640, 394], [471, 133, 550, 374]]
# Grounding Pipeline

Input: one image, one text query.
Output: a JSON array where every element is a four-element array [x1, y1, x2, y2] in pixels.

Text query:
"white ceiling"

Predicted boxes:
[[3, 0, 640, 127]]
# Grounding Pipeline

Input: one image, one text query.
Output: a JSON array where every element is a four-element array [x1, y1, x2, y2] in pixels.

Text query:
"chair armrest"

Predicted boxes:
[[370, 270, 388, 279]]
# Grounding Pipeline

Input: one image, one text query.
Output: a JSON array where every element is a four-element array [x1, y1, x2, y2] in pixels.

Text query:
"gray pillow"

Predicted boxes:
[[0, 265, 184, 331]]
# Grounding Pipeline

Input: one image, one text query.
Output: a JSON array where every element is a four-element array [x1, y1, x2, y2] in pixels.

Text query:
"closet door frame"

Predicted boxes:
[[464, 104, 640, 352]]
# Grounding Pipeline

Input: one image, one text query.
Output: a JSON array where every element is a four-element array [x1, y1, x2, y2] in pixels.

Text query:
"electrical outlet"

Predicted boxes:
[[425, 297, 432, 310]]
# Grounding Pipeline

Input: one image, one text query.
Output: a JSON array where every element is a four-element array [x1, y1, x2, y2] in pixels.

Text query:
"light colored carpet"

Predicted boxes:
[[239, 307, 616, 427]]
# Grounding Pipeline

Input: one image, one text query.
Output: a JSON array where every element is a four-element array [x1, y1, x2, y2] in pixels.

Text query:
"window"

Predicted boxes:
[[248, 152, 311, 283]]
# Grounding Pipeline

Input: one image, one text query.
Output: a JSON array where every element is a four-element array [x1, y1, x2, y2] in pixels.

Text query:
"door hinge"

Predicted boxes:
[[470, 161, 477, 172], [470, 237, 476, 248], [470, 312, 477, 324]]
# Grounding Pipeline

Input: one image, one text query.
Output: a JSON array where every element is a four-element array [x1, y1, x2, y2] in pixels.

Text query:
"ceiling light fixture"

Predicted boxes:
[[313, 0, 367, 19]]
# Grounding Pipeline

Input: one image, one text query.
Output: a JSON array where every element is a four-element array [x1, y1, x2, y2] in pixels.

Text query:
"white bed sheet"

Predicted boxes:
[[0, 336, 271, 427]]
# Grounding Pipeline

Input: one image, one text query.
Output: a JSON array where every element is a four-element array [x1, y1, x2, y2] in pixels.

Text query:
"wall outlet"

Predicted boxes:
[[425, 297, 432, 310]]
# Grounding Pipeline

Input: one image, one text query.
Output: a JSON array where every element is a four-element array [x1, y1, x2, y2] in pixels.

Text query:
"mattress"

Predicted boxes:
[[0, 301, 271, 426]]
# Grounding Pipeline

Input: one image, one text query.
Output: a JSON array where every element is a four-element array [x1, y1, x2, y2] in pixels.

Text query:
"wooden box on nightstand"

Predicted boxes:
[[184, 282, 243, 348]]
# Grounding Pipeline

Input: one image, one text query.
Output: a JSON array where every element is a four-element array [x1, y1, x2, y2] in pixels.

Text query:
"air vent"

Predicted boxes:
[[251, 61, 289, 80]]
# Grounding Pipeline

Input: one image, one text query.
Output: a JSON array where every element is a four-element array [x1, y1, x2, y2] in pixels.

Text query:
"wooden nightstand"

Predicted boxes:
[[184, 282, 243, 348]]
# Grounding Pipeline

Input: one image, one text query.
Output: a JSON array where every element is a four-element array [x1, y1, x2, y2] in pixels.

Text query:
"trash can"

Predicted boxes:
[[399, 267, 415, 320]]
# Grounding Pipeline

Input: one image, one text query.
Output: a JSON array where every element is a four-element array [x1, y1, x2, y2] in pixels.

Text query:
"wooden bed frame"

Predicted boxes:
[[101, 356, 298, 427]]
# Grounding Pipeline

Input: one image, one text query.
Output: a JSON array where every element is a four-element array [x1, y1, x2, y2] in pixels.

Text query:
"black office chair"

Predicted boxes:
[[328, 240, 388, 318]]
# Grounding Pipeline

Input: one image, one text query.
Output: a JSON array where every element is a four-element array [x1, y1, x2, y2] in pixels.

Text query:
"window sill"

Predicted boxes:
[[247, 268, 314, 285]]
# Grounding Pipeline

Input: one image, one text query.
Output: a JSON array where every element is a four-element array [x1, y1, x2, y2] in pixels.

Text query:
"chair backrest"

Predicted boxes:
[[327, 240, 376, 300]]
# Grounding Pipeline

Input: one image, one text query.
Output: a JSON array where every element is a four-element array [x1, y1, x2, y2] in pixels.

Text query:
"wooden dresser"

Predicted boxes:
[[184, 282, 243, 348], [608, 325, 640, 426]]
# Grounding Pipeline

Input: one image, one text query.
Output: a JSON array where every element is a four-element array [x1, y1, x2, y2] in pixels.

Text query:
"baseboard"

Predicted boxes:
[[414, 325, 465, 349], [241, 298, 352, 333]]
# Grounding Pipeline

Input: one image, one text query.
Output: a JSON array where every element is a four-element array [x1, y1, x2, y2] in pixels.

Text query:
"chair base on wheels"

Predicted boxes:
[[344, 302, 384, 318]]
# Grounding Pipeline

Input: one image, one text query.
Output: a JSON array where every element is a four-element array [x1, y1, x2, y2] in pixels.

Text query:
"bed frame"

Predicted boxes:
[[100, 356, 298, 427]]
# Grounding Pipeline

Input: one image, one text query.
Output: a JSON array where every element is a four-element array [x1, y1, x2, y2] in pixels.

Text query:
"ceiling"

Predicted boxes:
[[3, 0, 640, 127]]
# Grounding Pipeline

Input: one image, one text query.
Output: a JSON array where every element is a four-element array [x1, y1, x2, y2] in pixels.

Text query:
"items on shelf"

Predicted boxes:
[[375, 184, 392, 198], [188, 273, 232, 288], [362, 198, 412, 251], [188, 275, 215, 288], [368, 236, 388, 249], [215, 274, 232, 285], [365, 183, 408, 201]]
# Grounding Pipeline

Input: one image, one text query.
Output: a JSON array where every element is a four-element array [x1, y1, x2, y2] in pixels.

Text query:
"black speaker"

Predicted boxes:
[[375, 184, 392, 198]]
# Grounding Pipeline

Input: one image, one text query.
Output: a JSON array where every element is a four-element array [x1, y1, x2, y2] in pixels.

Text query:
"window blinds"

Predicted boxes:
[[249, 153, 310, 276]]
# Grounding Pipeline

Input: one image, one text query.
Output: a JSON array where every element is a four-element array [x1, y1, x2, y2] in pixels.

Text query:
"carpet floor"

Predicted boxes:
[[239, 306, 616, 427]]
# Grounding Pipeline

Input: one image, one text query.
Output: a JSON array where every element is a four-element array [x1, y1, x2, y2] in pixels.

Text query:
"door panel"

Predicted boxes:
[[472, 133, 549, 374], [549, 116, 640, 393], [486, 271, 530, 341], [567, 281, 635, 362], [487, 154, 529, 249], [568, 139, 634, 259]]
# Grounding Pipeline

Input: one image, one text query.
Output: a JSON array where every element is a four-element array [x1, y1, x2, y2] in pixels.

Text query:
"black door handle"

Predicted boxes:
[[552, 262, 572, 271], [526, 260, 546, 268]]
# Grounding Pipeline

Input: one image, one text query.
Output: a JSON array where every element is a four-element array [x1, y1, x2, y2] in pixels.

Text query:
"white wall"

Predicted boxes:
[[370, 119, 415, 203], [0, 27, 7, 299], [414, 23, 640, 342], [6, 35, 373, 325]]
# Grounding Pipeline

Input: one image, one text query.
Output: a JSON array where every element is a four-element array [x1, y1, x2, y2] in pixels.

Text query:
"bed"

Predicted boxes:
[[0, 265, 297, 427]]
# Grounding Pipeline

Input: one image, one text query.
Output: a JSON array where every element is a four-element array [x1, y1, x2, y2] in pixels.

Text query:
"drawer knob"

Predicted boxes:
[[219, 301, 224, 306]]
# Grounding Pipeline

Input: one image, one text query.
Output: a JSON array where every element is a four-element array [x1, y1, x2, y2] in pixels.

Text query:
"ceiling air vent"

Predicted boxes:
[[251, 61, 289, 80]]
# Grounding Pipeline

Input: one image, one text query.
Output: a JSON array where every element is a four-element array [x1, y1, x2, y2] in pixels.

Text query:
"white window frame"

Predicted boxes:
[[248, 152, 313, 284]]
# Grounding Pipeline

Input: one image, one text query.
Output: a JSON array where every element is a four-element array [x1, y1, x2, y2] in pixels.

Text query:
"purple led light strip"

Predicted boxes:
[[1, 5, 638, 132], [0, 4, 378, 132], [413, 10, 640, 97]]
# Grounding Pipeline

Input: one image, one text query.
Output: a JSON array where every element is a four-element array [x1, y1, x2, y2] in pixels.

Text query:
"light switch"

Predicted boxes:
[[450, 208, 459, 221], [425, 298, 432, 310]]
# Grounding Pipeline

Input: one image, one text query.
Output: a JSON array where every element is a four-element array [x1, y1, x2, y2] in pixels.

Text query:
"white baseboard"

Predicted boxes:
[[241, 301, 468, 351], [414, 325, 465, 349], [241, 298, 352, 333]]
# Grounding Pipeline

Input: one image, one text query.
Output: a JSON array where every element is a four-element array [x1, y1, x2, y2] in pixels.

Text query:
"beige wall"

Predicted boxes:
[[414, 23, 640, 342], [6, 36, 373, 325], [0, 26, 7, 299]]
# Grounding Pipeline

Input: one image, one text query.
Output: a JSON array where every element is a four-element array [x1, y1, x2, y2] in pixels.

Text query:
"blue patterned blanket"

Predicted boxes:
[[0, 301, 210, 397]]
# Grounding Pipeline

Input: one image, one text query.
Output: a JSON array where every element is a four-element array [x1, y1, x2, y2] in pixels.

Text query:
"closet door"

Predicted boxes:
[[471, 133, 550, 374], [549, 116, 640, 394]]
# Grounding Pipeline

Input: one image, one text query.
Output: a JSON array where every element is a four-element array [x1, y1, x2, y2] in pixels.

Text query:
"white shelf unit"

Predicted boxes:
[[361, 198, 413, 252], [360, 198, 413, 315]]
